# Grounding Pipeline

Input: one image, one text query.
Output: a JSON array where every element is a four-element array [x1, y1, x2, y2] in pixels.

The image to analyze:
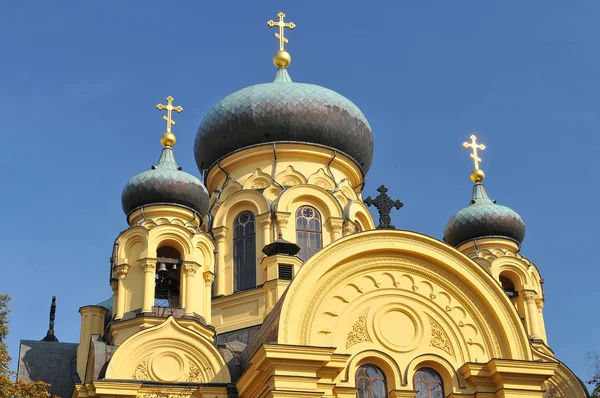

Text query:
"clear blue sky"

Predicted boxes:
[[1, 0, 598, 385]]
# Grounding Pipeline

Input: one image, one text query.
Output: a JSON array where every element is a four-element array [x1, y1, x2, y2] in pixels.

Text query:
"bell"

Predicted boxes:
[[157, 263, 168, 273], [171, 263, 177, 271]]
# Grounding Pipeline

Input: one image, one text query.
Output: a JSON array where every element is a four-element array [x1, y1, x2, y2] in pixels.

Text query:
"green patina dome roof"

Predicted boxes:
[[194, 68, 374, 173], [121, 147, 209, 216], [444, 183, 526, 247]]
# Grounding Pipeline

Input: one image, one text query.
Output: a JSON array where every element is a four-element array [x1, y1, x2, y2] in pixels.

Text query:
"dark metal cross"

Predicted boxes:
[[364, 185, 404, 230]]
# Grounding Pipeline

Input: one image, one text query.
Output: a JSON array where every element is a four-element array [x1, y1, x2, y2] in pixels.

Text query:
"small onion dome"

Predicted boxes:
[[194, 68, 374, 173], [444, 183, 525, 247], [121, 147, 209, 216], [262, 233, 301, 257]]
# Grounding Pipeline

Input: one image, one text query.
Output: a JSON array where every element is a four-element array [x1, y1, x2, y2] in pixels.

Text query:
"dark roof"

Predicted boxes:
[[121, 147, 209, 216], [18, 340, 79, 398], [444, 183, 526, 247], [194, 68, 374, 173]]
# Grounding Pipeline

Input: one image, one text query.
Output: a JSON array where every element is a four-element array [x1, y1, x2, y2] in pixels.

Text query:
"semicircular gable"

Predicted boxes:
[[105, 317, 230, 384], [277, 231, 531, 370], [275, 184, 343, 219]]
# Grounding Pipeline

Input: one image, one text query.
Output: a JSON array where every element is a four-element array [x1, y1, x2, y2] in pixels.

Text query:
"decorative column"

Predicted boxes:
[[536, 298, 547, 342], [140, 259, 157, 315], [213, 226, 228, 296], [274, 212, 291, 240], [328, 217, 344, 242], [114, 264, 130, 320], [203, 271, 215, 322], [183, 262, 200, 317], [343, 220, 356, 236], [523, 290, 541, 339], [257, 213, 273, 285]]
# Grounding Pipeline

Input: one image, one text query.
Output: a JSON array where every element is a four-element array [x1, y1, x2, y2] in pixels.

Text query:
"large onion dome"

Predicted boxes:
[[194, 68, 374, 173], [444, 182, 526, 247], [121, 147, 209, 216]]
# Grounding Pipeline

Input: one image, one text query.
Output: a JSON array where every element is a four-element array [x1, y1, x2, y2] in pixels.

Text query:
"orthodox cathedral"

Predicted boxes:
[[17, 12, 587, 398]]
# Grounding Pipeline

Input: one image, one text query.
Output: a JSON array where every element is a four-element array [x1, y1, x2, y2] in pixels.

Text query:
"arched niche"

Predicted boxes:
[[344, 200, 376, 231], [104, 317, 230, 383], [277, 231, 531, 365], [212, 190, 270, 229], [492, 257, 531, 290]]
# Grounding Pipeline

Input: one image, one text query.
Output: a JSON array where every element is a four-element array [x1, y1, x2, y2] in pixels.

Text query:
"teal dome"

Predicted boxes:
[[194, 68, 374, 173], [444, 183, 526, 247], [121, 147, 209, 216]]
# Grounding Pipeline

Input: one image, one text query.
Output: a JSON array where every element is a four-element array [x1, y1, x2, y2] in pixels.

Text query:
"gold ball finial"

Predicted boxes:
[[273, 50, 291, 68], [470, 168, 485, 183], [160, 132, 176, 147]]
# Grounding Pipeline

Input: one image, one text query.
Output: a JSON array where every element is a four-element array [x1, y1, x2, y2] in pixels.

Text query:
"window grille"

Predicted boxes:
[[233, 211, 256, 291], [296, 206, 322, 262]]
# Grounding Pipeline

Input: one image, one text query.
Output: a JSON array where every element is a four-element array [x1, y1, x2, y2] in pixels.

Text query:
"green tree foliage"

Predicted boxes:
[[0, 294, 55, 398]]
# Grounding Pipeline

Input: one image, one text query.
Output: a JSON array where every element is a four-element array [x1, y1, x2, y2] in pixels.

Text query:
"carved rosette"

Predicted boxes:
[[346, 309, 371, 348], [427, 315, 454, 356]]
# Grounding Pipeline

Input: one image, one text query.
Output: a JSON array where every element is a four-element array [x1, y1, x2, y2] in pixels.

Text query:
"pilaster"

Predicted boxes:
[[183, 262, 200, 317], [203, 271, 214, 322], [114, 264, 130, 320], [139, 258, 157, 314], [274, 212, 291, 240], [257, 212, 273, 285], [522, 290, 541, 338], [328, 217, 344, 242], [213, 226, 228, 296]]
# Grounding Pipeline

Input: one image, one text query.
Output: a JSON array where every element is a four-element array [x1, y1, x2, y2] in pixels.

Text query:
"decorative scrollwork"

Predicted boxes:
[[346, 308, 371, 348], [428, 315, 454, 356]]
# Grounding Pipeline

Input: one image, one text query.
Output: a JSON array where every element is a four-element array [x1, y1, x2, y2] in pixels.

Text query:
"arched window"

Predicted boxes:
[[414, 368, 444, 398], [296, 206, 322, 262], [356, 364, 387, 398], [233, 211, 256, 291]]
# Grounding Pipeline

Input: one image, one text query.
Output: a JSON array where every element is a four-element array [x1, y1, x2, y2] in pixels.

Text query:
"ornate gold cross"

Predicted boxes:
[[156, 96, 183, 134], [267, 12, 296, 51], [156, 96, 183, 147], [463, 134, 486, 170]]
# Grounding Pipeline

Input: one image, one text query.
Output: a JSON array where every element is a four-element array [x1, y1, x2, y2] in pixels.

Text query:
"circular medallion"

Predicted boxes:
[[372, 303, 423, 352], [150, 352, 185, 382]]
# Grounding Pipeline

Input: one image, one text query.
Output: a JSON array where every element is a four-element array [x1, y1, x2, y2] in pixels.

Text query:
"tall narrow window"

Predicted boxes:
[[414, 368, 444, 398], [296, 206, 322, 262], [356, 364, 387, 398], [233, 211, 256, 291]]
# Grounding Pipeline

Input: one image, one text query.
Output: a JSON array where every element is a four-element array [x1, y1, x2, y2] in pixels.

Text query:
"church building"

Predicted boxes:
[[17, 12, 587, 398]]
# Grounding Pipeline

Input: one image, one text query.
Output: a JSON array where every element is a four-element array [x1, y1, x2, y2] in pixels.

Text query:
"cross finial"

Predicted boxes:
[[42, 296, 58, 342], [364, 185, 404, 230], [267, 11, 296, 68], [156, 96, 183, 147], [462, 134, 486, 182]]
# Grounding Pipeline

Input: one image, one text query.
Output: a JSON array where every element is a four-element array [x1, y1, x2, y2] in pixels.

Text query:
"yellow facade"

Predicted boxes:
[[70, 139, 586, 398]]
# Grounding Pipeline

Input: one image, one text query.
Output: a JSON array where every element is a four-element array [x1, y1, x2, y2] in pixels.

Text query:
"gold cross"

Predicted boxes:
[[463, 134, 486, 170], [267, 12, 296, 51], [156, 96, 183, 134]]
